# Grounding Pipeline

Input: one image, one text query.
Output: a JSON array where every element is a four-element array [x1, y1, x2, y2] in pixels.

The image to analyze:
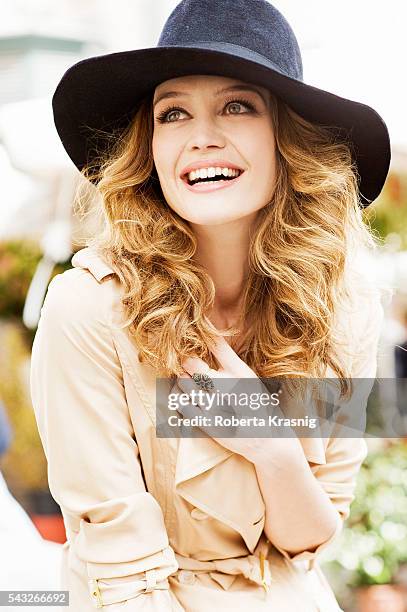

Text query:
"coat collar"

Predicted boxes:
[[71, 246, 115, 282]]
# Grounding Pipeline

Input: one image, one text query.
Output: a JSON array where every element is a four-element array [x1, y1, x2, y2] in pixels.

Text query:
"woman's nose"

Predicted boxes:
[[186, 117, 227, 150]]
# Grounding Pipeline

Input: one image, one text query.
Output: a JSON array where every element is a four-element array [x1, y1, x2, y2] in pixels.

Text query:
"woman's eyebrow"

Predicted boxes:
[[219, 85, 266, 103], [153, 91, 182, 108], [153, 85, 267, 108]]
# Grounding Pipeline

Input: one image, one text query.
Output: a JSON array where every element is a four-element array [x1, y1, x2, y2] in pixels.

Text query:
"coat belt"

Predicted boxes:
[[174, 545, 272, 592]]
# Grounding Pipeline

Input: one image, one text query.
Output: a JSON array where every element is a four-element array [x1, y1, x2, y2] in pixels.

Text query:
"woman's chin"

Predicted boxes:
[[181, 210, 250, 226], [165, 190, 264, 225]]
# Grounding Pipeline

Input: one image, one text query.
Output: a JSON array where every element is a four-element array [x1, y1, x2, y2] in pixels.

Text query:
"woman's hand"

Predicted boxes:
[[177, 335, 274, 462]]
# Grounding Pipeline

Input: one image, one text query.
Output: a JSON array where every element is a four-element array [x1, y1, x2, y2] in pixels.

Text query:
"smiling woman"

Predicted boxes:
[[151, 75, 276, 228], [31, 0, 390, 611], [78, 75, 380, 375]]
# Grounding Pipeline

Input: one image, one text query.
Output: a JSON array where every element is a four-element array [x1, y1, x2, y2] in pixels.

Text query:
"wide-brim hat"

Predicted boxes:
[[52, 0, 391, 207]]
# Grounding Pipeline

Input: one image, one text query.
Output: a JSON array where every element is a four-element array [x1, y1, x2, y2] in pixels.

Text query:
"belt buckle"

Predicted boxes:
[[259, 551, 270, 593], [90, 579, 103, 608]]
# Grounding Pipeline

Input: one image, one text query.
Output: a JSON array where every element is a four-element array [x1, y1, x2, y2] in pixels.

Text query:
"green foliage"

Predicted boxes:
[[0, 240, 73, 498], [365, 172, 407, 249], [0, 322, 48, 494], [0, 240, 71, 321], [0, 240, 42, 319], [330, 441, 407, 586]]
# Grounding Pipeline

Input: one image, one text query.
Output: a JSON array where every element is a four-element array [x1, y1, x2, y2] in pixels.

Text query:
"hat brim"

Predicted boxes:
[[52, 42, 391, 206]]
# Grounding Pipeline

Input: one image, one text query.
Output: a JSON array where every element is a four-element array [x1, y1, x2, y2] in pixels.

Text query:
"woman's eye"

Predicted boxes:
[[165, 109, 185, 123], [157, 100, 255, 123], [225, 100, 253, 114], [156, 107, 186, 124]]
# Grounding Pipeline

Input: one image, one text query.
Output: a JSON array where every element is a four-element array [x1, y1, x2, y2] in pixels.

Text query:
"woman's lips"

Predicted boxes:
[[181, 171, 244, 193]]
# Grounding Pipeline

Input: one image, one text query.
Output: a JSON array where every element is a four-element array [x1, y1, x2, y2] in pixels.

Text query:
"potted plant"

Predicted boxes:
[[324, 440, 407, 611]]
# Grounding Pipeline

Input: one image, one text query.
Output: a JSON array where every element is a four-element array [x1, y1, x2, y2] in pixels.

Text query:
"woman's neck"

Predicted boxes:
[[191, 212, 257, 312]]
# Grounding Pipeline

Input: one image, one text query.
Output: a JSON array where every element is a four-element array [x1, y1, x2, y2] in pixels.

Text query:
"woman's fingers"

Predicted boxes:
[[182, 337, 255, 379], [209, 335, 240, 371], [177, 371, 216, 407], [209, 335, 258, 377], [179, 337, 260, 415], [181, 356, 212, 376], [182, 337, 239, 375], [174, 380, 238, 440]]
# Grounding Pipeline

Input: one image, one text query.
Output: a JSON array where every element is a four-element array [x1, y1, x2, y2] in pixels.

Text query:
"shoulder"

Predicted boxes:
[[40, 267, 124, 334], [33, 268, 127, 377]]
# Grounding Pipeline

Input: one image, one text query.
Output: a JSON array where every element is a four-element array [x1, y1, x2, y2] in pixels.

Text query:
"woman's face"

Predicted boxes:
[[152, 74, 277, 226]]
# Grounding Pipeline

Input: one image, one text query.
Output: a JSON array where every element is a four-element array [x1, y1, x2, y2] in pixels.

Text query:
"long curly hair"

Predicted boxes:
[[76, 89, 379, 389]]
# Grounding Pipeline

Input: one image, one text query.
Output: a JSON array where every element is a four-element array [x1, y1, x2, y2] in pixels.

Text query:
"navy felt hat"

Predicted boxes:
[[52, 0, 391, 207]]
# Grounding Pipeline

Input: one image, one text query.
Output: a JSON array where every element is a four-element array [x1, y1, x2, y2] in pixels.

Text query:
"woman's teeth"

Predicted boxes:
[[186, 167, 241, 185]]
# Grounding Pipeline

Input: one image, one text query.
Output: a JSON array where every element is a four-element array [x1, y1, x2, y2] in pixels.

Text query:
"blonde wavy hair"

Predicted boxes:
[[77, 88, 379, 390]]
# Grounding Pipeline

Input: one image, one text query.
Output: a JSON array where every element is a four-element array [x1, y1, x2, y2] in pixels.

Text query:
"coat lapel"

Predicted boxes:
[[174, 436, 266, 553]]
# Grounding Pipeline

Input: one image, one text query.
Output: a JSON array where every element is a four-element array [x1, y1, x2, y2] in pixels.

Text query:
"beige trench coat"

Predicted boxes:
[[30, 246, 383, 612]]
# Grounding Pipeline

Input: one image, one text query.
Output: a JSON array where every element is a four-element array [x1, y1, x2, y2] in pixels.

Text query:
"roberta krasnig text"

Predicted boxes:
[[167, 389, 319, 429]]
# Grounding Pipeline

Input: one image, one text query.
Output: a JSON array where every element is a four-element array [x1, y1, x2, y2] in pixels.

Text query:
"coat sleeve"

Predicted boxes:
[[30, 270, 184, 610], [272, 289, 384, 568]]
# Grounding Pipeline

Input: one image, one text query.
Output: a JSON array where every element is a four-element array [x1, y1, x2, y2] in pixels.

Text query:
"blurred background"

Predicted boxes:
[[0, 1, 406, 610]]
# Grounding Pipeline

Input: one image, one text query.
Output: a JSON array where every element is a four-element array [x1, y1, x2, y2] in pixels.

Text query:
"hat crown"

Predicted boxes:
[[158, 0, 303, 80]]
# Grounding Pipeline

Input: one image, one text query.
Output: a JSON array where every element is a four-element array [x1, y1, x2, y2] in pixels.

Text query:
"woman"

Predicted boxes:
[[30, 1, 390, 610]]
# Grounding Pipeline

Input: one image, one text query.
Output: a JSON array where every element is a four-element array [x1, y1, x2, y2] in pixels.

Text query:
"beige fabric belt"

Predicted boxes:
[[174, 545, 272, 592]]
